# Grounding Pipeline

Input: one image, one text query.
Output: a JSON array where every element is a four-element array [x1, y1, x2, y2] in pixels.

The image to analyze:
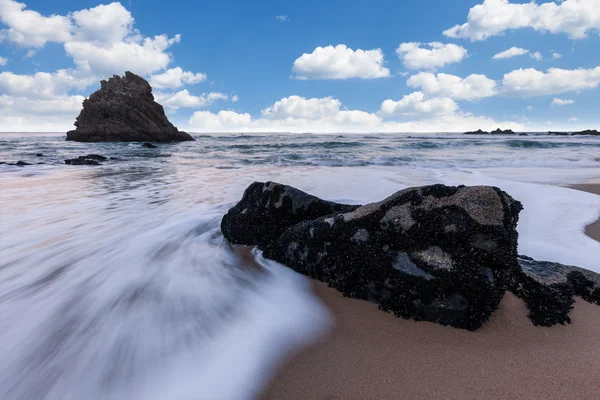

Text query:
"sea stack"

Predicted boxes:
[[66, 71, 193, 142]]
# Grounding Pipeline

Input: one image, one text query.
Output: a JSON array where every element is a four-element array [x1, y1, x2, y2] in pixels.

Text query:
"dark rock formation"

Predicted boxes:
[[222, 182, 600, 330], [464, 129, 517, 135], [66, 72, 193, 143], [491, 128, 516, 135], [549, 130, 599, 136], [142, 142, 157, 148], [36, 153, 44, 157], [223, 182, 524, 330], [15, 161, 32, 166], [572, 129, 599, 136], [464, 129, 487, 135], [65, 154, 108, 165], [518, 133, 528, 136], [221, 182, 359, 248]]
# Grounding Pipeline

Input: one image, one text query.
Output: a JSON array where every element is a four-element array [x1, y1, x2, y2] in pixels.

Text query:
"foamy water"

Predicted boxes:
[[1, 133, 599, 400]]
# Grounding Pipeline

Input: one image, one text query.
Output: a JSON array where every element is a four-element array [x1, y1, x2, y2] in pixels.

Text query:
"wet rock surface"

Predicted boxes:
[[222, 182, 600, 330], [66, 72, 193, 143], [221, 182, 359, 248], [65, 154, 110, 165]]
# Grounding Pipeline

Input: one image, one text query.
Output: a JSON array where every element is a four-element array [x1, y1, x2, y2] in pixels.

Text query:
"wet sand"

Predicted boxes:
[[567, 183, 600, 242], [262, 285, 600, 400], [262, 182, 600, 400]]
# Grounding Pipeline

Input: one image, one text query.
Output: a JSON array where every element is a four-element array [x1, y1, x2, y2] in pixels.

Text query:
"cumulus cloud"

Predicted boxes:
[[568, 117, 578, 121], [149, 67, 207, 89], [551, 98, 574, 106], [0, 69, 93, 98], [65, 34, 181, 77], [379, 92, 458, 117], [444, 0, 600, 41], [492, 47, 529, 59], [407, 72, 497, 100], [0, 56, 7, 65], [291, 44, 390, 79], [70, 2, 134, 43], [552, 52, 562, 59], [501, 66, 600, 96], [189, 110, 252, 131], [0, 0, 72, 47], [396, 42, 467, 70], [154, 90, 229, 109], [275, 15, 288, 22]]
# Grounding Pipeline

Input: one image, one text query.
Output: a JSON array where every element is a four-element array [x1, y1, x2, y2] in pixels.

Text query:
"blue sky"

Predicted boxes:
[[0, 0, 599, 132]]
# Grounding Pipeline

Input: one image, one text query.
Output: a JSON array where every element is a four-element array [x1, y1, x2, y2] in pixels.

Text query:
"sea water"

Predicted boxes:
[[1, 133, 599, 400]]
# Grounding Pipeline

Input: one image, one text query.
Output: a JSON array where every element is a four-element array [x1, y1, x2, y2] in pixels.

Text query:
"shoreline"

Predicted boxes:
[[566, 183, 600, 243], [261, 181, 600, 400]]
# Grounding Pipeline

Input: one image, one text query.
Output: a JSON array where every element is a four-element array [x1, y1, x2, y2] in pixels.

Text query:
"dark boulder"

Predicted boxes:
[[224, 182, 524, 330], [142, 142, 157, 148], [82, 154, 108, 161], [66, 71, 193, 143], [64, 154, 109, 165], [15, 161, 32, 166], [36, 153, 44, 157], [221, 182, 359, 248]]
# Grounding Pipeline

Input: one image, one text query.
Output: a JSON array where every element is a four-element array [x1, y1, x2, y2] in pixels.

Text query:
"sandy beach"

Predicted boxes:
[[262, 183, 600, 400]]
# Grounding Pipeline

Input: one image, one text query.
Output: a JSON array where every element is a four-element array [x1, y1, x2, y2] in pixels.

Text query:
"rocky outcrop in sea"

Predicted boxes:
[[66, 72, 193, 143], [222, 182, 599, 330], [464, 128, 517, 135]]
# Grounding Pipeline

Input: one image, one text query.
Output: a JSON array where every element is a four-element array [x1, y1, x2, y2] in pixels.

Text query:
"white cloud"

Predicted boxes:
[[190, 110, 252, 131], [231, 94, 239, 102], [291, 44, 390, 79], [379, 92, 458, 117], [149, 67, 207, 89], [501, 66, 600, 96], [552, 52, 562, 59], [0, 69, 93, 98], [261, 95, 342, 119], [396, 42, 467, 70], [70, 2, 133, 43], [275, 15, 288, 22], [530, 51, 543, 61], [568, 117, 578, 121], [0, 56, 6, 65], [492, 47, 529, 59], [65, 34, 181, 77], [0, 0, 72, 47], [526, 105, 533, 110], [23, 49, 35, 58], [407, 72, 497, 100], [154, 89, 229, 110], [551, 98, 574, 106], [444, 0, 600, 41]]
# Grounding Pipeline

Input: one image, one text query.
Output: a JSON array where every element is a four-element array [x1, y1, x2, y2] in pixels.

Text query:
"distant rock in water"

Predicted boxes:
[[549, 130, 599, 136], [222, 182, 600, 330], [65, 154, 109, 165], [66, 71, 193, 143], [464, 129, 487, 135], [142, 142, 157, 148], [464, 128, 516, 135]]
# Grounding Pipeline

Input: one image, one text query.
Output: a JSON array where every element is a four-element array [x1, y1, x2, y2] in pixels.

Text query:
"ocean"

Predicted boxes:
[[1, 132, 600, 400]]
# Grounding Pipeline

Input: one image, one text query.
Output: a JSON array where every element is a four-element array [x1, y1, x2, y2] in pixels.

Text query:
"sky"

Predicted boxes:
[[0, 0, 599, 133]]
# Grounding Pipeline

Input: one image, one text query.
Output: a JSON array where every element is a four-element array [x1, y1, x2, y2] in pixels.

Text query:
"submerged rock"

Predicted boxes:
[[65, 154, 109, 165], [142, 142, 157, 148], [66, 72, 193, 143], [15, 161, 32, 166]]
